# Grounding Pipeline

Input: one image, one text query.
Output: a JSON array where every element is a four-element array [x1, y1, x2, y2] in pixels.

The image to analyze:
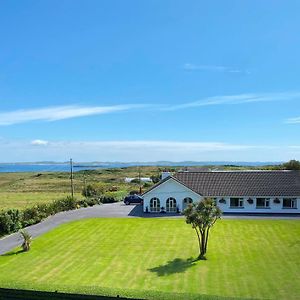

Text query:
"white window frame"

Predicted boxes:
[[166, 197, 177, 212], [150, 197, 160, 212], [256, 198, 270, 209], [282, 198, 297, 209], [230, 198, 244, 208]]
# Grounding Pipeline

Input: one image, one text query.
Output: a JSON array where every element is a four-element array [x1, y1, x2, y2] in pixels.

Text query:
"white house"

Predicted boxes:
[[142, 171, 300, 214]]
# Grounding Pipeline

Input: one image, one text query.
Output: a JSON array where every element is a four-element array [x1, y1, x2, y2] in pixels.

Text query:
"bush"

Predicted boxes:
[[100, 196, 117, 204], [130, 178, 141, 184], [82, 183, 107, 197], [143, 182, 152, 188], [104, 191, 127, 201], [0, 195, 102, 237], [22, 206, 42, 226], [0, 209, 22, 235]]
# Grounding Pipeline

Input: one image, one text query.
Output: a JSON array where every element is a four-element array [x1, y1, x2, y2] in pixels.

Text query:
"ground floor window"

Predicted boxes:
[[283, 198, 297, 209], [166, 197, 177, 212], [150, 197, 160, 212], [256, 198, 270, 208], [230, 198, 244, 208], [182, 197, 193, 210]]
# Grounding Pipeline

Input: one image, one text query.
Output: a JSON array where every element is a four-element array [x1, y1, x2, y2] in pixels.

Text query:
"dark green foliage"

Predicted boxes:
[[99, 196, 116, 204], [0, 196, 99, 237], [282, 159, 300, 170], [82, 183, 106, 198], [143, 182, 152, 188], [0, 209, 22, 234], [183, 198, 222, 260], [130, 178, 141, 184], [82, 184, 97, 197], [78, 198, 101, 207]]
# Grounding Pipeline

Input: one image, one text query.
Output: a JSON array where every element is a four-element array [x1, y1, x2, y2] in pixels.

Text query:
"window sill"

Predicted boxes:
[[229, 206, 244, 209], [282, 207, 298, 209], [256, 207, 271, 209]]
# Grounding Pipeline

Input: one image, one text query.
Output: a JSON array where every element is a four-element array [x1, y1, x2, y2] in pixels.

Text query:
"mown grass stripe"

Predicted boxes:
[[0, 218, 299, 299]]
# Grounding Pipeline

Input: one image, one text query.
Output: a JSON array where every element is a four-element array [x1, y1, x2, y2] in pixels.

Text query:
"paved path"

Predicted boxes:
[[0, 202, 299, 255], [0, 202, 139, 255]]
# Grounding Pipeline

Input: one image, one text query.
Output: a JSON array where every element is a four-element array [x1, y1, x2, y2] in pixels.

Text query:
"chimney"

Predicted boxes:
[[161, 171, 171, 180]]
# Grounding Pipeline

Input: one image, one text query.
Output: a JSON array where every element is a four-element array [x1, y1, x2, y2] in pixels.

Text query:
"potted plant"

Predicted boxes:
[[145, 206, 149, 213], [219, 198, 226, 204], [176, 206, 180, 213], [247, 198, 254, 204], [160, 207, 166, 213]]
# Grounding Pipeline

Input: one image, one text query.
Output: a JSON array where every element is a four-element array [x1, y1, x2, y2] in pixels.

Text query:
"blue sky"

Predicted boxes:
[[0, 0, 300, 162]]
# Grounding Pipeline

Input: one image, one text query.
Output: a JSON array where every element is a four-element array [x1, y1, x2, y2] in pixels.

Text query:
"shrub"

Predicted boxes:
[[0, 195, 101, 237], [22, 206, 42, 226], [143, 182, 152, 188], [52, 196, 77, 212], [86, 198, 100, 206], [82, 183, 106, 197], [104, 191, 127, 201], [100, 196, 117, 204], [0, 209, 22, 235], [130, 178, 141, 184], [82, 184, 97, 197], [20, 229, 32, 252]]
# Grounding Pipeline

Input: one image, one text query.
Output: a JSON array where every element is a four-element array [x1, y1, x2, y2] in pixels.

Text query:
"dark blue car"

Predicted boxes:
[[124, 194, 143, 205]]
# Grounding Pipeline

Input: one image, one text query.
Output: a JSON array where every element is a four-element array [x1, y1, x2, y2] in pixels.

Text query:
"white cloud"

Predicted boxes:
[[0, 104, 143, 126], [166, 92, 300, 110], [183, 63, 249, 74], [31, 139, 49, 146], [1, 139, 295, 163], [285, 117, 300, 124]]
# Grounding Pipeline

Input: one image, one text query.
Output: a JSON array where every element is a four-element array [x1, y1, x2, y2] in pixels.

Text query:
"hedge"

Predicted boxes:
[[0, 196, 100, 237]]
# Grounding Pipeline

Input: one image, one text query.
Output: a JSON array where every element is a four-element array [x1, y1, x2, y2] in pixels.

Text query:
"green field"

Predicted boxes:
[[0, 165, 268, 210], [0, 167, 158, 209], [0, 218, 299, 299]]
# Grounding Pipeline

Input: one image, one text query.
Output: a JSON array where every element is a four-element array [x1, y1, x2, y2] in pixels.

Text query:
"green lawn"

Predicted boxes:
[[0, 218, 299, 300]]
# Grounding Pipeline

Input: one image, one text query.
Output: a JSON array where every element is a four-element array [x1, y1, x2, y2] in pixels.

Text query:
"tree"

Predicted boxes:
[[183, 198, 222, 260], [282, 160, 300, 170], [20, 229, 32, 252]]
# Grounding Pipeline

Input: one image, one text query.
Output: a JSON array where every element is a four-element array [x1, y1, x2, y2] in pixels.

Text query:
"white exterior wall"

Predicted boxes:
[[216, 196, 300, 213], [143, 178, 202, 212], [143, 178, 300, 214]]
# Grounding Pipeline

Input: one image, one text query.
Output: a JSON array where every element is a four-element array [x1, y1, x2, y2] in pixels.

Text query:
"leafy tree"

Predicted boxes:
[[20, 229, 32, 252], [282, 160, 300, 170], [183, 198, 222, 260]]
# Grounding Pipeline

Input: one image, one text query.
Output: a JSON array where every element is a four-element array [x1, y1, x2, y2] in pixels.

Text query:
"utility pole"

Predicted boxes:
[[83, 175, 87, 197], [138, 167, 142, 194], [70, 158, 74, 199]]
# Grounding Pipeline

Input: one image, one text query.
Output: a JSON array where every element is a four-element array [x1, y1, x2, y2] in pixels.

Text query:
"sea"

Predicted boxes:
[[0, 162, 280, 173]]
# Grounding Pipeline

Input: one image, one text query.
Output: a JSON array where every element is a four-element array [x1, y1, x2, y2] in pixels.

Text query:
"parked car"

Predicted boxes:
[[124, 194, 143, 205]]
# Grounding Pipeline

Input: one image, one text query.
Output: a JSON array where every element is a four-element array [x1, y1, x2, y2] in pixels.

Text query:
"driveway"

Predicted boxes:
[[0, 202, 299, 255], [0, 202, 141, 255]]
